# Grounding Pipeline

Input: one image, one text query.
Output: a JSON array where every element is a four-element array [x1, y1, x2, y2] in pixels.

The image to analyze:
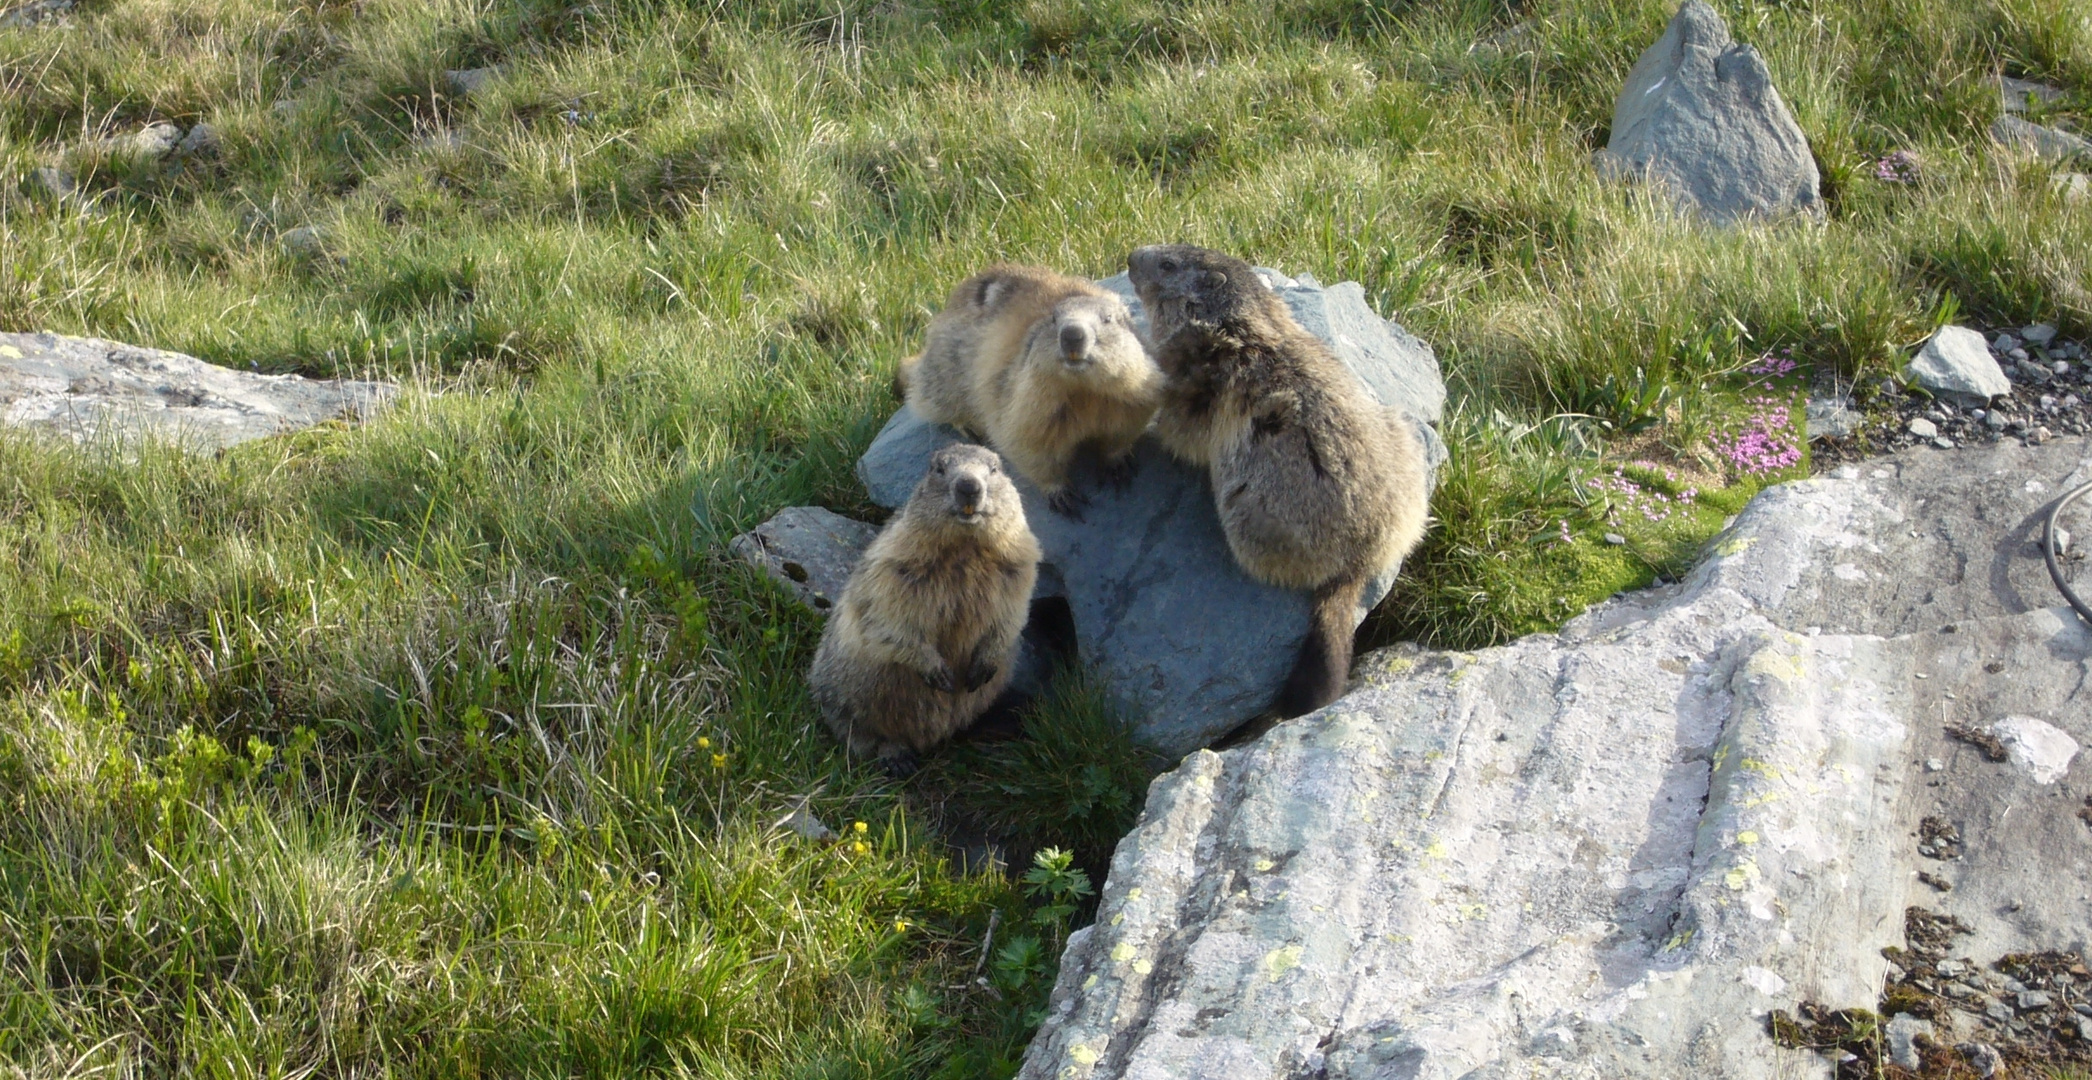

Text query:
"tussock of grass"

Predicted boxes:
[[1, 0, 2088, 1072]]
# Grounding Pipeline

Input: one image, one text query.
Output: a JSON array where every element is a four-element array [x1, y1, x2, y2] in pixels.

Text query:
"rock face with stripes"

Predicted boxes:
[[1020, 436, 2092, 1079]]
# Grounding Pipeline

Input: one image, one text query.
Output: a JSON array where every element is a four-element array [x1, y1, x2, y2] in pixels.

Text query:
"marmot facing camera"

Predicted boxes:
[[898, 265, 1160, 517], [809, 443, 1041, 772], [1127, 244, 1429, 718]]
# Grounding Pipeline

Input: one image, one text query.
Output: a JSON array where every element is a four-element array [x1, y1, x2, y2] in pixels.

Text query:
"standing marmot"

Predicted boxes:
[[810, 443, 1041, 773], [1126, 244, 1429, 718], [897, 264, 1160, 518]]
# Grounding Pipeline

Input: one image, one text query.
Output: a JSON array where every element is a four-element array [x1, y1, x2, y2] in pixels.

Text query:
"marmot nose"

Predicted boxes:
[[951, 474, 984, 504], [1060, 323, 1092, 359]]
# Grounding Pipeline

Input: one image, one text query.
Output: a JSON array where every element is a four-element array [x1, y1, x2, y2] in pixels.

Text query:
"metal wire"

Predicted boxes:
[[2046, 478, 2092, 627]]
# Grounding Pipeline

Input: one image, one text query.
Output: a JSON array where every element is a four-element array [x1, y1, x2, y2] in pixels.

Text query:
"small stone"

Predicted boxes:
[[176, 122, 219, 156], [2003, 977, 2028, 994], [773, 801, 837, 841], [1957, 1042, 2002, 1078], [2010, 347, 2031, 362], [1908, 417, 1938, 438], [130, 121, 182, 160], [1932, 437, 1956, 450], [2024, 323, 2059, 345], [1887, 1013, 1933, 1070], [27, 165, 75, 199], [1918, 843, 1938, 857], [1926, 757, 1945, 771], [445, 66, 499, 97], [1604, 533, 1627, 546], [1938, 959, 1967, 977], [2055, 362, 2072, 376], [1805, 396, 1860, 439], [2080, 1016, 2092, 1041], [280, 225, 326, 256], [1985, 411, 2009, 430], [1969, 409, 1987, 421], [1985, 999, 2015, 1023], [2020, 989, 2053, 1010], [730, 506, 879, 617], [2030, 426, 2052, 445], [1910, 326, 2012, 405], [1994, 333, 2021, 352]]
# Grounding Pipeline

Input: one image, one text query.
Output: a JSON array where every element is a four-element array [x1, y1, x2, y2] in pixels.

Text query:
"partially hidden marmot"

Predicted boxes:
[[897, 264, 1160, 517], [809, 442, 1042, 773], [1126, 244, 1430, 718]]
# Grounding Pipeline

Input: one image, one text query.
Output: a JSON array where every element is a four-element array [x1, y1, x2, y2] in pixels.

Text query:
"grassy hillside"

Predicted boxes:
[[0, 0, 2087, 1074]]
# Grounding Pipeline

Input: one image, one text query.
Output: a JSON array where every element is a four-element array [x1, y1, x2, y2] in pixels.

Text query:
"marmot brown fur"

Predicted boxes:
[[897, 265, 1160, 517], [1126, 244, 1429, 718], [809, 442, 1041, 772]]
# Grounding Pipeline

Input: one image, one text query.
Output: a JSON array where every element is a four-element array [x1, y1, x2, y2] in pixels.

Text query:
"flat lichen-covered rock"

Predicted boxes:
[[0, 331, 395, 450], [1022, 437, 2092, 1080], [857, 269, 1445, 756]]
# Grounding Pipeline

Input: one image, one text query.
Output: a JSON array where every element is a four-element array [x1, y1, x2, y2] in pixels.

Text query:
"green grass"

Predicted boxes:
[[1, 0, 2088, 1074]]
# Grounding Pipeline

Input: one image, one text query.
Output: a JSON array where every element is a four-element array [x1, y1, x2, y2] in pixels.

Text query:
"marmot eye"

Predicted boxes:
[[1159, 258, 1179, 273]]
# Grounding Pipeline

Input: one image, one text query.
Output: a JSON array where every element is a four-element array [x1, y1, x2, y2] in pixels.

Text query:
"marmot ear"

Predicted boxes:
[[978, 277, 1007, 308], [1201, 270, 1227, 290]]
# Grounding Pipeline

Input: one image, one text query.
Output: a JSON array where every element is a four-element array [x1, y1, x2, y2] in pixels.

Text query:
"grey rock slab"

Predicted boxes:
[[1593, 0, 1821, 223], [2023, 323, 2059, 347], [2000, 76, 2067, 114], [859, 274, 1446, 755], [1993, 114, 2092, 164], [1909, 416, 1938, 439], [1020, 436, 2092, 1080], [729, 505, 878, 617], [1910, 326, 2012, 406], [0, 331, 395, 451]]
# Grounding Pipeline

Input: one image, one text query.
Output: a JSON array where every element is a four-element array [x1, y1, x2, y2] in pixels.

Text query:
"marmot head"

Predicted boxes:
[[910, 443, 1022, 530], [1126, 244, 1263, 344], [1029, 291, 1145, 378]]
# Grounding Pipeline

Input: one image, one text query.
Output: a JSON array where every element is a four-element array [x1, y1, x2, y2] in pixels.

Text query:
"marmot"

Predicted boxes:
[[1126, 244, 1430, 718], [897, 264, 1160, 517], [809, 442, 1042, 773]]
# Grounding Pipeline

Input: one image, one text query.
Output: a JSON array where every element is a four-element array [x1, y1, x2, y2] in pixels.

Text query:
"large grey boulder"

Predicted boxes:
[[1594, 1, 1821, 224], [1908, 325, 2011, 406], [0, 332, 395, 450], [1021, 436, 2092, 1079], [857, 271, 1445, 756]]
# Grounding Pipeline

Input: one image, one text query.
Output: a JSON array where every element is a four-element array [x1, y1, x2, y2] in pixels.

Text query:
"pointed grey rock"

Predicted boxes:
[[1909, 326, 2011, 406], [1594, 0, 1821, 223]]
